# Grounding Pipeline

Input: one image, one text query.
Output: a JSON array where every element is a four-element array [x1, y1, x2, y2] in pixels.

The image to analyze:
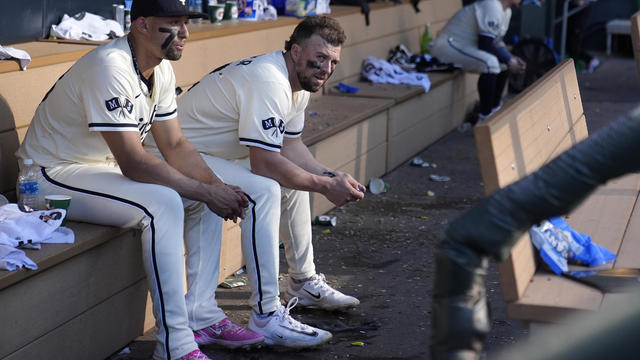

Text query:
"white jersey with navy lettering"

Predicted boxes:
[[17, 36, 177, 168], [167, 51, 309, 160], [439, 0, 511, 46]]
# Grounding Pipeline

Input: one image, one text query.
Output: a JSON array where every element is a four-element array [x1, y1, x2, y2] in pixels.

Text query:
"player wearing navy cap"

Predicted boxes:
[[16, 0, 262, 359], [146, 15, 363, 348]]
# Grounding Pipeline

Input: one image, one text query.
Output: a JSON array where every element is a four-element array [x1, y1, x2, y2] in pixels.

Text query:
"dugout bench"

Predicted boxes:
[[0, 1, 476, 358], [473, 58, 640, 326]]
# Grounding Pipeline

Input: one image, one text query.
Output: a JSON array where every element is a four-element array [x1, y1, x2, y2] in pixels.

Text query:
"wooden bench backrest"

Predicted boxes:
[[631, 11, 640, 81], [473, 59, 587, 301]]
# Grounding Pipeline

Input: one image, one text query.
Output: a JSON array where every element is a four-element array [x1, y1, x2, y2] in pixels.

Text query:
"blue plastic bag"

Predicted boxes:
[[529, 217, 616, 275]]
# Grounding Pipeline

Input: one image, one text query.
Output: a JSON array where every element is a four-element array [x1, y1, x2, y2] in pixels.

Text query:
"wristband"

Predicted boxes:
[[322, 170, 337, 178]]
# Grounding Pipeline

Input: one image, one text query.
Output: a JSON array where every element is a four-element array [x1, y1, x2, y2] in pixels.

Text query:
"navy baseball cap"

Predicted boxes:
[[131, 0, 208, 20]]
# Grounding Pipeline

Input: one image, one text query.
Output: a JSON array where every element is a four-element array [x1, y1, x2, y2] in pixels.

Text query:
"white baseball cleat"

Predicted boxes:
[[248, 297, 332, 348], [283, 273, 360, 310]]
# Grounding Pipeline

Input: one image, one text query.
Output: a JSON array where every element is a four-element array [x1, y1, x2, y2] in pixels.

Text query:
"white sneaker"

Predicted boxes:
[[283, 273, 360, 310], [248, 297, 332, 348]]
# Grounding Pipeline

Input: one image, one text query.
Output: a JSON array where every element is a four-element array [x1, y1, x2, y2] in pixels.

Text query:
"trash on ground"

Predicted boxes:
[[314, 215, 337, 226], [457, 122, 472, 133], [309, 111, 318, 117], [427, 190, 435, 197], [321, 229, 332, 234], [351, 341, 365, 347], [219, 279, 247, 289], [420, 215, 428, 220], [431, 163, 438, 168], [369, 178, 390, 194], [409, 156, 430, 167], [429, 174, 451, 182]]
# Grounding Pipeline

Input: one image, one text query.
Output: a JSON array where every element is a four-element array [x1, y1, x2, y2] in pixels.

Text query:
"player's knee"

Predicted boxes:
[[153, 186, 185, 220], [259, 177, 281, 203], [485, 57, 501, 74]]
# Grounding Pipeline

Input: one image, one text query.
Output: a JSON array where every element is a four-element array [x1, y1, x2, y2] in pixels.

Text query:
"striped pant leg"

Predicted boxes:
[[200, 155, 282, 314], [279, 187, 316, 281], [431, 36, 501, 74], [40, 164, 197, 360]]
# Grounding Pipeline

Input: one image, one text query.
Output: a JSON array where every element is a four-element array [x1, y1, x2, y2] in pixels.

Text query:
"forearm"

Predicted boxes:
[[250, 151, 330, 193], [280, 137, 329, 175], [161, 135, 222, 186], [478, 34, 511, 64], [120, 150, 215, 202]]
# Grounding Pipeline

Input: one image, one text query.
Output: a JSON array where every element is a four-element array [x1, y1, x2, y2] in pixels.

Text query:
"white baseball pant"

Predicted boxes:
[[200, 155, 317, 314], [430, 36, 503, 74], [37, 163, 224, 360]]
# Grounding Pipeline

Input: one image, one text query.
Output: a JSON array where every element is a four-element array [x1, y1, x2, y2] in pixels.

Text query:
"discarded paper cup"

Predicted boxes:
[[45, 194, 71, 226], [314, 215, 337, 226], [369, 178, 389, 194]]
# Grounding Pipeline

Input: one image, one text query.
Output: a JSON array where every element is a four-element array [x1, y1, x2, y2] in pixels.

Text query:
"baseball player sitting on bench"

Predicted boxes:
[[145, 15, 364, 348], [430, 0, 526, 126], [15, 0, 264, 359]]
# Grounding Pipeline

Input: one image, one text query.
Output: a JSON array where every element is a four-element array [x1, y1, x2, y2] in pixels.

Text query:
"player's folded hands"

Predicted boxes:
[[206, 183, 249, 222]]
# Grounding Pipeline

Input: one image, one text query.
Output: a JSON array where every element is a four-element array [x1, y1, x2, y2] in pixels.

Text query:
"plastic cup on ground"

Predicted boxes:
[[369, 178, 389, 194]]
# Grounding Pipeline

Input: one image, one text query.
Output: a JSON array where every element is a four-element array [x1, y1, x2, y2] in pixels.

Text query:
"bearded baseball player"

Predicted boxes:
[[430, 0, 526, 125], [15, 0, 264, 359], [145, 15, 364, 348]]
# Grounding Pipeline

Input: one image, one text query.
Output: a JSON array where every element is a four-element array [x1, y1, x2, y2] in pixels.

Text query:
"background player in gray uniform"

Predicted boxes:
[[145, 15, 364, 348], [430, 0, 526, 125], [15, 0, 264, 359]]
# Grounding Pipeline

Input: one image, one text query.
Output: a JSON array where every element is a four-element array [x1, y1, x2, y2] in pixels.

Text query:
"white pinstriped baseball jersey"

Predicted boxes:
[[17, 36, 177, 168], [172, 51, 310, 160], [439, 0, 512, 45]]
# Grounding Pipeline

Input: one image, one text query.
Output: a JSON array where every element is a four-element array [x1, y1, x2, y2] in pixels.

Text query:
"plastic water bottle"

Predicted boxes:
[[189, 0, 203, 23], [17, 158, 40, 209], [420, 23, 432, 55]]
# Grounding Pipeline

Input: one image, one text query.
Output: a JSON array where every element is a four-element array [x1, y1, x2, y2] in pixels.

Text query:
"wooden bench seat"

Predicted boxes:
[[474, 58, 640, 325], [0, 223, 145, 359], [328, 71, 478, 171]]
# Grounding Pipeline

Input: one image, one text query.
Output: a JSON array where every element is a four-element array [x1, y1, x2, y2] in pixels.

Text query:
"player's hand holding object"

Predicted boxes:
[[323, 171, 365, 206]]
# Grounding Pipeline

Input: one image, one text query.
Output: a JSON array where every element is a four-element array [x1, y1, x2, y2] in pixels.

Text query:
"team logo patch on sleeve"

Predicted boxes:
[[262, 117, 277, 130], [278, 119, 285, 133], [262, 117, 286, 138], [105, 97, 134, 114], [105, 97, 121, 111]]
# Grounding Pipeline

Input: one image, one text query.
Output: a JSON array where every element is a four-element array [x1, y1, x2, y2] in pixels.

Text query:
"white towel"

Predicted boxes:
[[361, 56, 431, 92], [0, 244, 37, 271], [0, 204, 75, 271], [0, 45, 31, 70], [50, 12, 124, 42]]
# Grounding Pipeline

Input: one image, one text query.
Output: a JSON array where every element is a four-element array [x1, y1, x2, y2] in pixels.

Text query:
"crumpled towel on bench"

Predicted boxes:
[[50, 11, 124, 42], [0, 204, 74, 271], [529, 216, 616, 275], [0, 44, 31, 70], [361, 56, 431, 92]]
